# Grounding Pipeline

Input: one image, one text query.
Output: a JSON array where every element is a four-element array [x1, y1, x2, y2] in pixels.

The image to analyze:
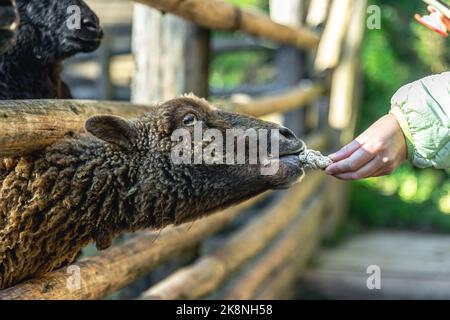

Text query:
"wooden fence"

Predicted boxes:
[[0, 0, 367, 300]]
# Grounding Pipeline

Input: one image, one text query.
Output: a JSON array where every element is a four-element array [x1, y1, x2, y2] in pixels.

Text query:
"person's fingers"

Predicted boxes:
[[326, 146, 376, 175], [333, 157, 382, 180], [328, 140, 362, 162], [328, 115, 389, 161], [428, 5, 437, 13]]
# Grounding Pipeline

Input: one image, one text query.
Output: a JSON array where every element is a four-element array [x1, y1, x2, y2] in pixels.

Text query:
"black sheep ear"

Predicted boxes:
[[85, 115, 136, 149]]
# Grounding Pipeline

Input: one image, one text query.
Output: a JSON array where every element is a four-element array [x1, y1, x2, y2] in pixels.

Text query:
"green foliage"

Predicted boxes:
[[209, 0, 272, 90], [210, 50, 275, 90], [351, 0, 450, 232]]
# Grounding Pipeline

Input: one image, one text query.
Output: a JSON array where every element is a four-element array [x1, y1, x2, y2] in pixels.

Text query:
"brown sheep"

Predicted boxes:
[[0, 95, 306, 289]]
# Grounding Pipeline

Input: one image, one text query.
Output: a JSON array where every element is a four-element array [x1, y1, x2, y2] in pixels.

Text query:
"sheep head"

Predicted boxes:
[[13, 0, 103, 62], [0, 0, 18, 54], [85, 95, 306, 230]]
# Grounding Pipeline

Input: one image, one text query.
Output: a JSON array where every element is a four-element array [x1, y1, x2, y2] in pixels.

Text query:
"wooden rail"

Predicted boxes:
[[0, 100, 152, 157], [224, 82, 325, 117], [0, 85, 325, 158], [140, 171, 325, 299], [133, 0, 320, 50], [223, 196, 324, 299], [254, 228, 320, 300], [0, 193, 268, 300], [329, 0, 367, 135], [314, 0, 353, 72]]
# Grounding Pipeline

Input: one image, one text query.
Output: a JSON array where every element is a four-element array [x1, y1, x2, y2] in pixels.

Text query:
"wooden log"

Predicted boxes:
[[269, 0, 305, 28], [268, 0, 307, 138], [328, 0, 367, 133], [254, 226, 320, 299], [222, 82, 325, 117], [0, 193, 267, 300], [0, 84, 324, 157], [132, 0, 320, 51], [314, 0, 353, 73], [306, 0, 330, 28], [223, 195, 324, 299], [0, 100, 153, 157], [139, 166, 327, 299], [211, 83, 283, 97], [131, 4, 210, 103]]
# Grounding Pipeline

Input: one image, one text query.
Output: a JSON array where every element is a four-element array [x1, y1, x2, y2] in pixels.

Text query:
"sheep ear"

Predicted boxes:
[[85, 115, 136, 149]]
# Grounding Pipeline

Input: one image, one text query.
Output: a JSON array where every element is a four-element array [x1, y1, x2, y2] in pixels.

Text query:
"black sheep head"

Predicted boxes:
[[0, 0, 19, 54], [85, 95, 306, 226], [14, 0, 103, 62]]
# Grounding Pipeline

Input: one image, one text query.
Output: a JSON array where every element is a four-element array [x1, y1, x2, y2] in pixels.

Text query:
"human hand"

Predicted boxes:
[[325, 114, 407, 180], [428, 5, 450, 31]]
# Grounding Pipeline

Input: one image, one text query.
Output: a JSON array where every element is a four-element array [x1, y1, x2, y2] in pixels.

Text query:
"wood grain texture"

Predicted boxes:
[[223, 195, 324, 299], [223, 82, 325, 117], [314, 0, 353, 72], [328, 0, 367, 132], [0, 100, 152, 157], [133, 0, 319, 50]]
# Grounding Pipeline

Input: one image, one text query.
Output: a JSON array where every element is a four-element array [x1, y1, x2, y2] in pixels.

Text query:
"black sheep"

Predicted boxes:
[[0, 0, 103, 99]]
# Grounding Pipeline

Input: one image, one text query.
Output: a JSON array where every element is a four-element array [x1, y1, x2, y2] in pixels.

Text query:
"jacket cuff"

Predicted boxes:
[[389, 107, 414, 161]]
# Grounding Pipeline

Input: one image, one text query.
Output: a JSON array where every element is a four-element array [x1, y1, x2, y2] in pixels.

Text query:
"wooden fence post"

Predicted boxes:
[[270, 0, 307, 137], [324, 0, 368, 235], [131, 3, 210, 103]]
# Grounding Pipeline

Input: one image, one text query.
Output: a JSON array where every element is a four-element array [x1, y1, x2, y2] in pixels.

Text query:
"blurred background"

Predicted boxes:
[[61, 0, 450, 299]]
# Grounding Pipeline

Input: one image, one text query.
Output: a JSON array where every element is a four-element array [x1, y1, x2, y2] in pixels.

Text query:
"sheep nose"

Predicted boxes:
[[279, 126, 297, 141], [82, 18, 100, 32]]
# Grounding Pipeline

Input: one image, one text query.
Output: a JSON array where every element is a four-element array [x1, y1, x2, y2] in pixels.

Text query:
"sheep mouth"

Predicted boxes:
[[66, 36, 102, 51], [265, 151, 305, 190], [269, 146, 305, 163]]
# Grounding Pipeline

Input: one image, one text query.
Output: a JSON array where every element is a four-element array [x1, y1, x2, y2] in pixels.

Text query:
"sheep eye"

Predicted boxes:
[[182, 113, 197, 127]]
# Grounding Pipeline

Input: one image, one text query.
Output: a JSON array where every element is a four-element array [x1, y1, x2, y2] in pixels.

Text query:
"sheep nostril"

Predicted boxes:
[[279, 126, 297, 141], [82, 18, 99, 32]]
